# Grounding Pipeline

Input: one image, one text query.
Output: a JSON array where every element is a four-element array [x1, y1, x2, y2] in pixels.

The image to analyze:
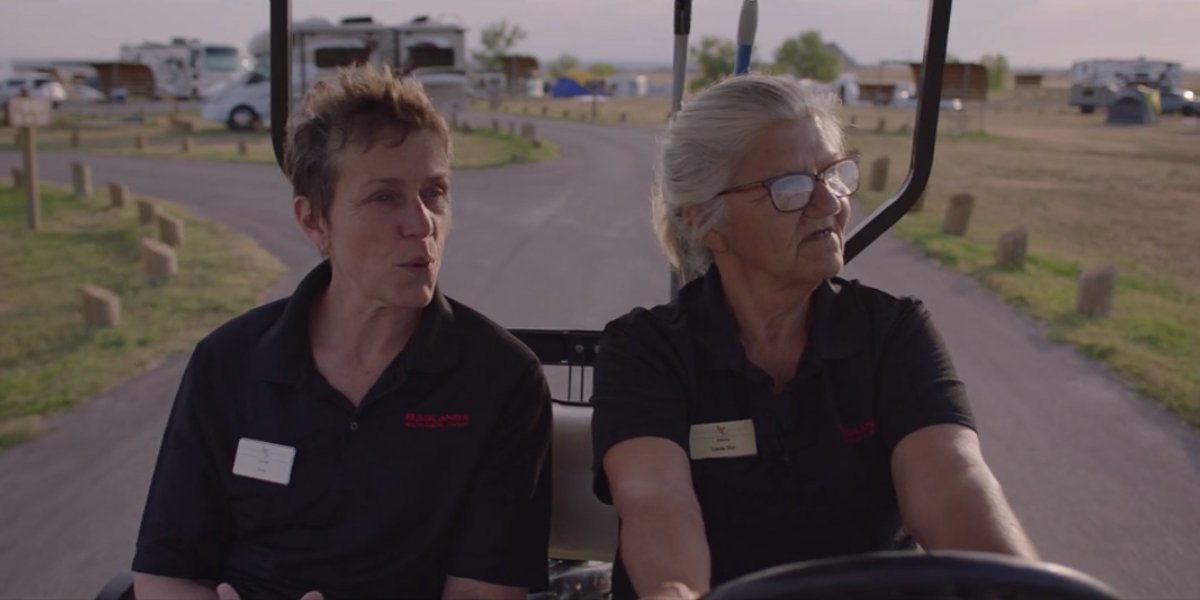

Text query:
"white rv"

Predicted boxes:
[[119, 39, 245, 99], [202, 15, 467, 130], [1068, 58, 1182, 114]]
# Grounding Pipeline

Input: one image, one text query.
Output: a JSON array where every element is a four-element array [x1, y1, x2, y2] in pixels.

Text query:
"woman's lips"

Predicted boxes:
[[801, 227, 836, 243]]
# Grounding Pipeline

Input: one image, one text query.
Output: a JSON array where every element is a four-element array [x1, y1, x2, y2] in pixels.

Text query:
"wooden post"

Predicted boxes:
[[20, 126, 40, 231], [137, 198, 158, 224], [1077, 265, 1117, 317], [942, 193, 975, 236], [71, 162, 93, 198], [140, 238, 178, 285], [157, 213, 185, 246], [135, 134, 146, 150], [70, 129, 81, 149], [996, 226, 1028, 270], [108, 182, 129, 208], [868, 157, 890, 192], [10, 168, 23, 189], [80, 285, 121, 328], [237, 140, 249, 156], [181, 136, 193, 153]]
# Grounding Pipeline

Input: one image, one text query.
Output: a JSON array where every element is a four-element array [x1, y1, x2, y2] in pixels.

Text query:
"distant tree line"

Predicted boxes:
[[474, 20, 1011, 93]]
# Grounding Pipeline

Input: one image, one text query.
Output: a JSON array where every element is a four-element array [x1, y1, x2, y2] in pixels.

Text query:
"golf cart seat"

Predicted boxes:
[[510, 328, 618, 562]]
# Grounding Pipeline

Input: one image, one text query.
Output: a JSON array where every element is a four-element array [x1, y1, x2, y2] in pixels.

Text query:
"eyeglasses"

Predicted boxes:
[[713, 156, 860, 213]]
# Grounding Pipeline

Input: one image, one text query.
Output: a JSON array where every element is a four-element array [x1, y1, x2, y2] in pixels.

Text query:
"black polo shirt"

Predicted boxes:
[[133, 261, 552, 600], [591, 266, 975, 598]]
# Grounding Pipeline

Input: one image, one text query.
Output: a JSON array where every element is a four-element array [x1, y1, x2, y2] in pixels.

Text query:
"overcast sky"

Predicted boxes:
[[2, 0, 1197, 70]]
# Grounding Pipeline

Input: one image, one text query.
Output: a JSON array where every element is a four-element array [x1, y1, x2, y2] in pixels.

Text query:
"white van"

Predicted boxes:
[[0, 74, 67, 107], [202, 15, 468, 130]]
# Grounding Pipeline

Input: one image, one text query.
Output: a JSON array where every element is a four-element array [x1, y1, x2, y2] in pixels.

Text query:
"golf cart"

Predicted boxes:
[[96, 1, 1124, 598]]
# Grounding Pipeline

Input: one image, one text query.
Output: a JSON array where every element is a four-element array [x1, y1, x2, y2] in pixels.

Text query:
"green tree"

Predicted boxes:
[[773, 31, 839, 82], [545, 53, 580, 79], [980, 53, 1010, 90], [472, 20, 527, 71], [689, 36, 735, 92], [589, 62, 617, 78]]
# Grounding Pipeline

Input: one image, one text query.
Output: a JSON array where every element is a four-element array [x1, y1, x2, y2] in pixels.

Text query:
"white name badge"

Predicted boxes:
[[232, 438, 296, 485], [689, 419, 758, 460]]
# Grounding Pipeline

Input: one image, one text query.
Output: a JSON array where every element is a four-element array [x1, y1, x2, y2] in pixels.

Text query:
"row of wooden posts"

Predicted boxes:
[[866, 156, 1118, 317], [448, 114, 543, 152], [9, 161, 185, 329], [33, 128, 255, 157]]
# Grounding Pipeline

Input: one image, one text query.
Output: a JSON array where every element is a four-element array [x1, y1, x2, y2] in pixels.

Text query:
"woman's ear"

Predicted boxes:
[[683, 204, 729, 255], [294, 196, 331, 256]]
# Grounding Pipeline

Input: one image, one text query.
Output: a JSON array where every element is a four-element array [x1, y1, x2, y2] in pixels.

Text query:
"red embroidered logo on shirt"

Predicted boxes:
[[837, 419, 877, 443], [404, 412, 470, 430]]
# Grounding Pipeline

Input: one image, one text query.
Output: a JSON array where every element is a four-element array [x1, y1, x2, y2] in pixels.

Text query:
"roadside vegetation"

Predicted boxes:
[[846, 103, 1200, 427], [0, 181, 283, 446]]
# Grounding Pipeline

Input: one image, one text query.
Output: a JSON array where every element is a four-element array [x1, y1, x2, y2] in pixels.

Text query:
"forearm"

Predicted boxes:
[[909, 465, 1038, 559], [133, 573, 219, 600], [619, 501, 711, 597]]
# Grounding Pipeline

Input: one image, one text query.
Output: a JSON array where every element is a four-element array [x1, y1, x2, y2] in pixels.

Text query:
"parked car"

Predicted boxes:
[[1159, 88, 1199, 116], [0, 74, 68, 107]]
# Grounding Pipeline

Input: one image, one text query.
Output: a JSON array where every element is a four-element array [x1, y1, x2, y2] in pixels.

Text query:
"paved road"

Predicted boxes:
[[1, 115, 1198, 599]]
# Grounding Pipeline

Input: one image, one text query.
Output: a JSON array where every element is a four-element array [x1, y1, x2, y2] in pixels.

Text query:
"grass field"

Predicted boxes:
[[0, 181, 284, 447], [0, 113, 558, 169], [842, 105, 1200, 427]]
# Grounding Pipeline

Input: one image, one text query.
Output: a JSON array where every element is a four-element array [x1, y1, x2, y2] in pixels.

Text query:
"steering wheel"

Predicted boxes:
[[703, 550, 1123, 600]]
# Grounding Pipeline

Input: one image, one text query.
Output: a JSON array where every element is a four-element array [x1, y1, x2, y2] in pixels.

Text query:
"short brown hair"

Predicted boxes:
[[284, 64, 451, 221]]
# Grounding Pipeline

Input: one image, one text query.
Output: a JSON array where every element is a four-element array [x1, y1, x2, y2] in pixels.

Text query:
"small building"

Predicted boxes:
[[606, 74, 647, 97]]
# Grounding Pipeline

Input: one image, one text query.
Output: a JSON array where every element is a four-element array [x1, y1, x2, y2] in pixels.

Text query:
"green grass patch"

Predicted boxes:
[[0, 181, 285, 447], [857, 189, 1200, 428]]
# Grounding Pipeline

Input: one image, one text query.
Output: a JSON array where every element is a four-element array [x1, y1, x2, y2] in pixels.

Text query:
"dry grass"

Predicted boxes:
[[844, 105, 1200, 426]]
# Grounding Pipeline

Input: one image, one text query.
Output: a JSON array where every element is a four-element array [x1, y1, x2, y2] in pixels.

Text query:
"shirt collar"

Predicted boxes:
[[254, 260, 460, 384], [685, 265, 867, 372]]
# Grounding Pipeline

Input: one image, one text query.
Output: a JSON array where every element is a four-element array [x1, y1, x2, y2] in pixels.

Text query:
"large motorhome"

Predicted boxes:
[[119, 39, 245, 99], [1068, 57, 1182, 114], [202, 15, 467, 130]]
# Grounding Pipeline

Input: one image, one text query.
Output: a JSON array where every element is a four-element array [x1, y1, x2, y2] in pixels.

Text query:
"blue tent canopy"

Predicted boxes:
[[550, 76, 592, 98]]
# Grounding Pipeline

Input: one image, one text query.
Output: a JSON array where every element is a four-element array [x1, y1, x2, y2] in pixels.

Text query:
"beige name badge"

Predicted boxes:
[[232, 438, 295, 485], [689, 419, 758, 460]]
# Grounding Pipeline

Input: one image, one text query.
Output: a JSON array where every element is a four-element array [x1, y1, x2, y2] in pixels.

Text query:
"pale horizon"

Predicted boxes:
[[1, 0, 1198, 72]]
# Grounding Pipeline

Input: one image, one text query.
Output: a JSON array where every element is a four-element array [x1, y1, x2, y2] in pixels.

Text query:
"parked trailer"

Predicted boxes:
[[119, 38, 245, 100], [202, 15, 467, 130], [1068, 58, 1182, 114]]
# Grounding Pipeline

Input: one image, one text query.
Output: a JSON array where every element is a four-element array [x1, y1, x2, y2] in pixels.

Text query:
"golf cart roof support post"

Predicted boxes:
[[843, 0, 951, 263], [270, 0, 291, 171]]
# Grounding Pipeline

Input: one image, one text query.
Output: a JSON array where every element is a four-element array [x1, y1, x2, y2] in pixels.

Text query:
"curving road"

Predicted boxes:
[[1, 115, 1198, 599]]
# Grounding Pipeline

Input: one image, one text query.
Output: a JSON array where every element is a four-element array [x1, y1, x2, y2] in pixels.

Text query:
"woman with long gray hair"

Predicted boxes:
[[591, 73, 1036, 599]]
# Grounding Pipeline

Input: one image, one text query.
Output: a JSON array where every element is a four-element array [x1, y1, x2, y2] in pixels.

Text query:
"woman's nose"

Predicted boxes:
[[804, 181, 844, 218], [398, 197, 435, 238]]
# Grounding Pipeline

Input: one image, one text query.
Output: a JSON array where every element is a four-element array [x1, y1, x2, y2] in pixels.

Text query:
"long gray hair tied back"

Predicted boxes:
[[651, 73, 845, 282]]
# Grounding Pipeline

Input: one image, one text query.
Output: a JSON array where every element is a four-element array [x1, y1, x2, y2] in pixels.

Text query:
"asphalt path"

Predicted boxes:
[[1, 114, 1198, 599]]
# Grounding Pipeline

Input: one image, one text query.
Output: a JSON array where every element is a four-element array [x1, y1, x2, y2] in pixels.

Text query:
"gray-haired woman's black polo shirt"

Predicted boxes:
[[591, 266, 975, 598], [133, 261, 552, 600]]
